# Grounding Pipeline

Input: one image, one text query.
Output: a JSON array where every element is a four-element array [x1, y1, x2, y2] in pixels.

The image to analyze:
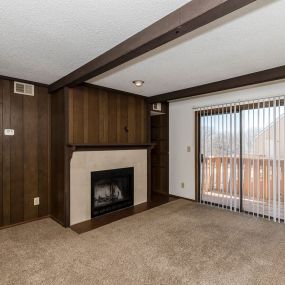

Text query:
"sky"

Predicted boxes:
[[200, 102, 285, 156]]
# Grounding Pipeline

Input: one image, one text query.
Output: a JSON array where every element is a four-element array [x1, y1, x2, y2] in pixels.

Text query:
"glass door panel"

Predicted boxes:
[[200, 107, 240, 210], [241, 101, 285, 220]]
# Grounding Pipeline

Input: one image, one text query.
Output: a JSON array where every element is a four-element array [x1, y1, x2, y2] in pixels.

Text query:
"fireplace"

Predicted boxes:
[[91, 167, 134, 217]]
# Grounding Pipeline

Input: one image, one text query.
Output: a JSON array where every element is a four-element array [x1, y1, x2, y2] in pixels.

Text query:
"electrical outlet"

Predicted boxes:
[[181, 182, 185, 188], [4, 129, 15, 136], [34, 197, 40, 206], [187, 146, 191, 152]]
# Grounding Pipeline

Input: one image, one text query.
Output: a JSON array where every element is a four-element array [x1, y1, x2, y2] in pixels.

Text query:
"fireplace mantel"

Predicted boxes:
[[68, 143, 155, 152]]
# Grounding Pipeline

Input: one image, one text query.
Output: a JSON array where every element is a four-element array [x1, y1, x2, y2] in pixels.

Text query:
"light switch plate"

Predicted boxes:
[[34, 197, 40, 206], [181, 182, 185, 188], [187, 146, 191, 152], [4, 129, 14, 136]]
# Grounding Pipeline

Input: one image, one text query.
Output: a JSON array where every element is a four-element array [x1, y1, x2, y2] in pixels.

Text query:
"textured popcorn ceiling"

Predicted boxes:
[[0, 0, 189, 84], [89, 0, 285, 96]]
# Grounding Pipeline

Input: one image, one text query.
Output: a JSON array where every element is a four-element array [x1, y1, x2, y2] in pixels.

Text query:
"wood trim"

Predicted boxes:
[[152, 191, 169, 197], [195, 111, 201, 202], [0, 74, 48, 88], [147, 104, 152, 201], [68, 143, 154, 147], [49, 214, 66, 227], [48, 0, 256, 92], [0, 215, 49, 231], [169, 194, 196, 202], [50, 88, 67, 226], [47, 92, 51, 216], [166, 103, 169, 196], [157, 103, 169, 196], [147, 147, 151, 202], [148, 65, 285, 103], [64, 88, 71, 227], [68, 145, 154, 157]]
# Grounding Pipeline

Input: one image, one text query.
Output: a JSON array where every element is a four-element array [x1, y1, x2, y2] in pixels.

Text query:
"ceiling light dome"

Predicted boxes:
[[132, 80, 144, 87]]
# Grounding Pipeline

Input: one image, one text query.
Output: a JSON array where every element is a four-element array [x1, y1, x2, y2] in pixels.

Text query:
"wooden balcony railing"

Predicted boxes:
[[201, 156, 285, 202]]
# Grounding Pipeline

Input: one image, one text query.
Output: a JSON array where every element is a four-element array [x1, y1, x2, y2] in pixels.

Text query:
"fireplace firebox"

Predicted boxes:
[[91, 167, 134, 217]]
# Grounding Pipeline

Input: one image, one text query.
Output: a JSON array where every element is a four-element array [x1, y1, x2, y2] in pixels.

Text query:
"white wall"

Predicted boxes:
[[169, 80, 285, 200]]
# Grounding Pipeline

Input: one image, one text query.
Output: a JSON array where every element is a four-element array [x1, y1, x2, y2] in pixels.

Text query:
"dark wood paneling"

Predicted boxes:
[[0, 82, 2, 104], [50, 87, 72, 227], [2, 80, 11, 225], [117, 94, 128, 143], [127, 96, 136, 144], [49, 0, 256, 92], [23, 90, 38, 220], [98, 89, 108, 144], [10, 92, 24, 224], [83, 89, 89, 143], [68, 85, 148, 145], [140, 98, 148, 142], [37, 86, 50, 217], [135, 97, 147, 144], [68, 88, 74, 143], [50, 88, 66, 225], [0, 79, 50, 227], [151, 103, 169, 196], [87, 87, 99, 143], [0, 103, 2, 226], [108, 93, 118, 144], [72, 87, 84, 143]]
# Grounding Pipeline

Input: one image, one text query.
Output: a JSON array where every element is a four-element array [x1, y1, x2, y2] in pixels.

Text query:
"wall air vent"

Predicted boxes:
[[152, 103, 162, 111], [14, 81, 34, 96]]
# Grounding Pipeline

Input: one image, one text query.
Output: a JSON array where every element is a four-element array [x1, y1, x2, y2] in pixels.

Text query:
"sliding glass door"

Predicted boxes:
[[199, 97, 285, 222], [200, 105, 241, 211], [241, 101, 285, 221]]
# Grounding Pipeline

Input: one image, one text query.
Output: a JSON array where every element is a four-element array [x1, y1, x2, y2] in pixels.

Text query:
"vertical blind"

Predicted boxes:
[[198, 96, 285, 222]]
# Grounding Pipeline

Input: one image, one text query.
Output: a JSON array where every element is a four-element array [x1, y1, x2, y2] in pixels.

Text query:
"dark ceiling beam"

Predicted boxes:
[[49, 0, 256, 93], [147, 65, 285, 103]]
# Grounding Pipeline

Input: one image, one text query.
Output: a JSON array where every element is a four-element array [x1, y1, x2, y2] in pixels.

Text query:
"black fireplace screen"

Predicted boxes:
[[91, 167, 134, 217]]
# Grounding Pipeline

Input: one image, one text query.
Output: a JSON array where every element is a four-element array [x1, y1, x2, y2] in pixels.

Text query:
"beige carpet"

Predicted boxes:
[[1, 200, 285, 285]]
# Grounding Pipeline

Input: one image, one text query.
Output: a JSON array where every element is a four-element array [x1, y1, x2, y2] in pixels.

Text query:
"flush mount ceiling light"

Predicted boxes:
[[132, 80, 144, 87]]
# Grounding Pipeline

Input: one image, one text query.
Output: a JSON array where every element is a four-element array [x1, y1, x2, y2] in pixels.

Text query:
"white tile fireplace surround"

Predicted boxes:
[[70, 149, 148, 225]]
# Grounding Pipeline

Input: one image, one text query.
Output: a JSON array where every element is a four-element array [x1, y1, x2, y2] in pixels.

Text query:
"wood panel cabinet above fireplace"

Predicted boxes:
[[68, 84, 148, 145]]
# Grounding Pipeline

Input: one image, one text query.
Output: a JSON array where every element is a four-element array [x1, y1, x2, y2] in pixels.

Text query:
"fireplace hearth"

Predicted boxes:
[[91, 167, 134, 217]]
